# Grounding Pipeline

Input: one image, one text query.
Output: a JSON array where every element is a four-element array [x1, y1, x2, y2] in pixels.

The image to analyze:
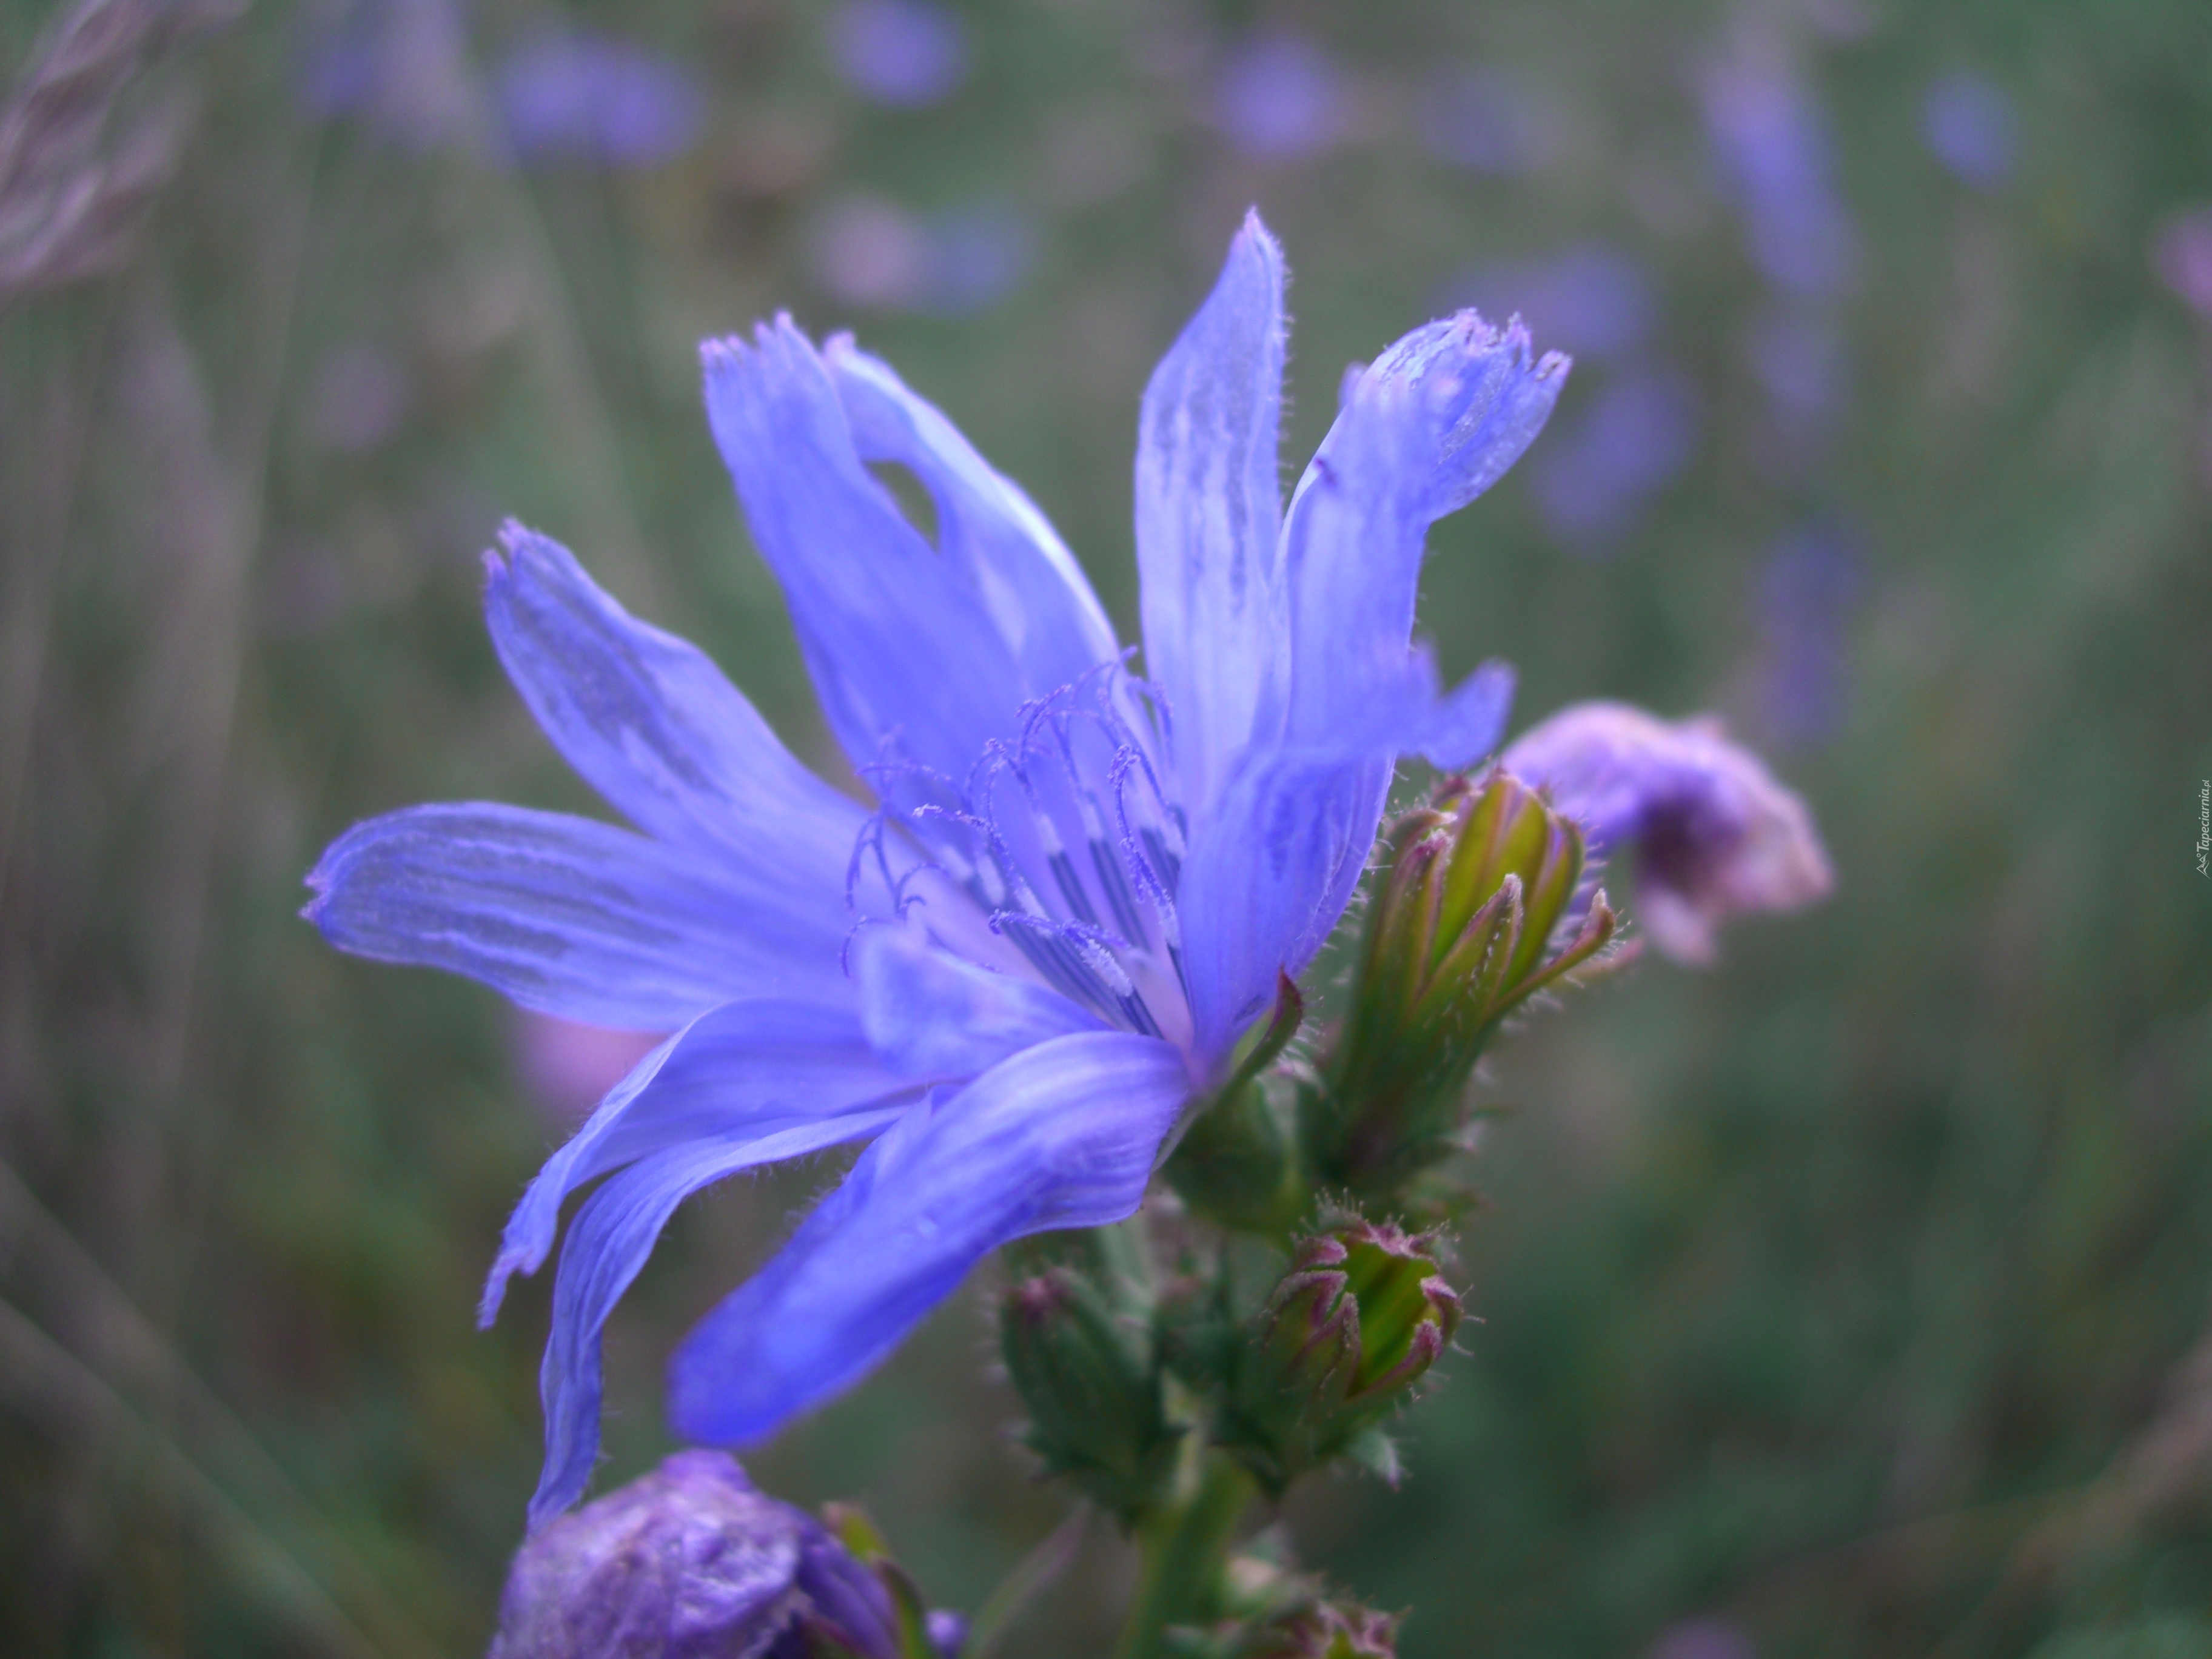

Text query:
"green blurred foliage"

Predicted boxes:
[[0, 0, 2207, 1655]]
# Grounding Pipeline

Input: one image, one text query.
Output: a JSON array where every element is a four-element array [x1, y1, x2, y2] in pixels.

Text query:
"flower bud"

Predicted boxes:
[[488, 1449, 901, 1659], [1215, 1220, 1460, 1495], [1236, 1598, 1399, 1659], [999, 1265, 1180, 1523], [1310, 769, 1621, 1199]]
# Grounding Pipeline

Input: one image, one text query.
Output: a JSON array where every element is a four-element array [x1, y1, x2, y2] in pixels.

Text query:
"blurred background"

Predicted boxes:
[[2, 0, 2210, 1654]]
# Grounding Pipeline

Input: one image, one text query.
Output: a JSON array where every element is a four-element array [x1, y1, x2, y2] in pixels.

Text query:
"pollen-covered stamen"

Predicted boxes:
[[1108, 748, 1184, 937], [1038, 716, 1151, 944], [993, 742, 1108, 932], [843, 814, 895, 914], [992, 911, 1162, 1034]]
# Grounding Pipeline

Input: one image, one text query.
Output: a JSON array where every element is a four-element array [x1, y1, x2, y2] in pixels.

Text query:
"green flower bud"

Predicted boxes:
[[999, 1265, 1181, 1524], [1309, 769, 1623, 1201], [1213, 1220, 1461, 1495]]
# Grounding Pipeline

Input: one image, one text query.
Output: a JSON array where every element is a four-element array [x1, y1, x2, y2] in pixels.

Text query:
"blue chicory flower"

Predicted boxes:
[[304, 210, 1567, 1526], [1501, 701, 1833, 965]]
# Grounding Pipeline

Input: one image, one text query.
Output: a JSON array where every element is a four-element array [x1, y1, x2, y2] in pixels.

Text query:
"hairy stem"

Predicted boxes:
[[1111, 1451, 1258, 1659]]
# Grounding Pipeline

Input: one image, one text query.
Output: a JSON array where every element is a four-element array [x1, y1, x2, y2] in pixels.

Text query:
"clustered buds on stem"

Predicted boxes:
[[1209, 1219, 1461, 1496], [1308, 769, 1622, 1205]]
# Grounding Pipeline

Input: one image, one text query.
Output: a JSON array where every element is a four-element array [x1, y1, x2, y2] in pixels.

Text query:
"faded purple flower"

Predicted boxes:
[[832, 0, 968, 109], [488, 1449, 897, 1659], [1215, 32, 1347, 161], [1531, 366, 1698, 550], [1922, 72, 2014, 191], [493, 30, 704, 167], [1503, 702, 1832, 964]]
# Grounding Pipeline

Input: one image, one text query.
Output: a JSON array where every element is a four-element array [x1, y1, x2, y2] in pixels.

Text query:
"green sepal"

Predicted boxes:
[[1167, 976, 1310, 1235], [818, 1503, 939, 1659]]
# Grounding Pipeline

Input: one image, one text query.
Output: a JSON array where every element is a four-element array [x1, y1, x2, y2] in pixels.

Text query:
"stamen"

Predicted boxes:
[[1088, 837, 1150, 943], [1047, 850, 1103, 928], [845, 659, 1195, 1044], [994, 911, 1126, 1019]]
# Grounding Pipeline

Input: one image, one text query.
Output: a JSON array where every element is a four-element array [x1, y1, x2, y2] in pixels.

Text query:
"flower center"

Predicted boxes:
[[850, 662, 1192, 1047]]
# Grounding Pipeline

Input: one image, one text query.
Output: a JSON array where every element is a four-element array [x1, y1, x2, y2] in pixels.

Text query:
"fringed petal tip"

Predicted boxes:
[[480, 519, 568, 594], [1226, 204, 1287, 289], [1309, 306, 1570, 533], [699, 312, 814, 377]]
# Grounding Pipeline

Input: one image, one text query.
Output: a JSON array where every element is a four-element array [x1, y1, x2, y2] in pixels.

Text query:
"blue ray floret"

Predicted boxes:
[[303, 210, 1569, 1529]]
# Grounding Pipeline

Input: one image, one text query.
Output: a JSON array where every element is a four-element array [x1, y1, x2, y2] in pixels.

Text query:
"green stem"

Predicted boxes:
[[1111, 1452, 1258, 1659]]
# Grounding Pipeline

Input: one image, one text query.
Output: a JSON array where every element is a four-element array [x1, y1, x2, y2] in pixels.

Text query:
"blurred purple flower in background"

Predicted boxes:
[[297, 0, 473, 147], [1920, 71, 2014, 190], [493, 30, 704, 167], [2153, 206, 2212, 317], [915, 204, 1033, 313], [832, 0, 968, 109], [304, 212, 1568, 1526], [1215, 31, 1349, 161], [515, 1010, 662, 1126], [1418, 65, 1560, 175], [1530, 366, 1699, 551], [300, 340, 412, 454], [1757, 518, 1857, 745], [1746, 304, 1847, 433], [811, 196, 1034, 315], [1646, 1618, 1759, 1659], [1700, 50, 1855, 299], [1442, 246, 1657, 362]]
